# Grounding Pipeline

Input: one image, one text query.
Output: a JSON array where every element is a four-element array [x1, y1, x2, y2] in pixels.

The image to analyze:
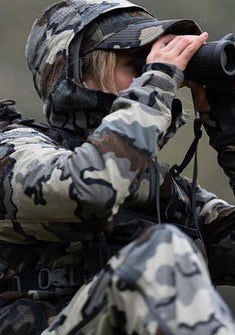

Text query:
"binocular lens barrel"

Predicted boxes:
[[185, 40, 235, 84], [135, 33, 235, 85]]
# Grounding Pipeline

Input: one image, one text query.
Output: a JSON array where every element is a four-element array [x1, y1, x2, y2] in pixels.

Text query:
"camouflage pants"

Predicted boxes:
[[0, 299, 64, 335], [42, 225, 235, 335]]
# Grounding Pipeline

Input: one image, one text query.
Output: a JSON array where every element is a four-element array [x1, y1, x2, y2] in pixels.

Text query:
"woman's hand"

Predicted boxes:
[[146, 32, 211, 112], [186, 81, 211, 112], [146, 32, 208, 71]]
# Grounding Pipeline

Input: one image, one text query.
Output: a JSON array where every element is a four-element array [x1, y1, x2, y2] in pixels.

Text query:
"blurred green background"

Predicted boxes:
[[0, 0, 235, 314]]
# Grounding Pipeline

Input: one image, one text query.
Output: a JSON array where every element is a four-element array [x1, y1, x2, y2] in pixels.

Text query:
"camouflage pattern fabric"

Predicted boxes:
[[0, 0, 234, 334], [0, 299, 62, 335], [42, 225, 235, 335], [79, 10, 201, 56], [200, 86, 235, 195], [198, 86, 235, 284], [0, 63, 233, 244], [25, 0, 201, 136]]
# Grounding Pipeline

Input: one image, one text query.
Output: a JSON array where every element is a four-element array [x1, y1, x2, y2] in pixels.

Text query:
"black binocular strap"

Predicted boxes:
[[155, 93, 207, 259]]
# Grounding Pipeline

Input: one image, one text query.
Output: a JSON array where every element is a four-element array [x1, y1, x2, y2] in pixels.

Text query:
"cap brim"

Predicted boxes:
[[96, 19, 202, 50]]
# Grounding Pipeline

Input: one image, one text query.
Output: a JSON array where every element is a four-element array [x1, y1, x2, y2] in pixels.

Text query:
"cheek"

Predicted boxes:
[[114, 69, 136, 92]]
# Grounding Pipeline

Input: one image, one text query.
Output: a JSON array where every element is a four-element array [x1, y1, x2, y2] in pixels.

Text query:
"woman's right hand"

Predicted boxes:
[[146, 32, 208, 71]]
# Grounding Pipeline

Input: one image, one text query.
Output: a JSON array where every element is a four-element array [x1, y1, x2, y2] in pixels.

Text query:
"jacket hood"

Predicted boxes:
[[25, 0, 201, 136]]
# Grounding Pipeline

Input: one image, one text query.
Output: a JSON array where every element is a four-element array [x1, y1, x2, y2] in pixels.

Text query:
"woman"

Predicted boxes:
[[0, 0, 234, 333]]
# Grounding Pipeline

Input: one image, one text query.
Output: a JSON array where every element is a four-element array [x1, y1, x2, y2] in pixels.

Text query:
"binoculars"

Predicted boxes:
[[135, 33, 235, 85], [185, 33, 235, 85]]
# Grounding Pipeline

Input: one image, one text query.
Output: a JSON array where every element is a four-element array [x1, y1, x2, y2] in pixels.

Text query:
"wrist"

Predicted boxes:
[[142, 62, 184, 88]]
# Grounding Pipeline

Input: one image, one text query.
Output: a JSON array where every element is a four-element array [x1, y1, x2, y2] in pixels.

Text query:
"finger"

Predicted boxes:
[[151, 34, 176, 50], [163, 35, 200, 54], [180, 32, 208, 59]]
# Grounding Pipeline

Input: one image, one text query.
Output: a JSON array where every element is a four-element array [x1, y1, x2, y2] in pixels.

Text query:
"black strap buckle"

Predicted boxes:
[[5, 275, 22, 291], [38, 267, 77, 290], [170, 164, 181, 177], [0, 99, 15, 107], [0, 99, 21, 121]]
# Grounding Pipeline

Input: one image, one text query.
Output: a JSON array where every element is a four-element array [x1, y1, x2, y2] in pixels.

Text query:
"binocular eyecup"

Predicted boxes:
[[185, 33, 235, 85], [134, 33, 235, 86]]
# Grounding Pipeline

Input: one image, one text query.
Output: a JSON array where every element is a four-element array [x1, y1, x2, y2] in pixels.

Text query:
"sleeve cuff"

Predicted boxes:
[[142, 62, 185, 88]]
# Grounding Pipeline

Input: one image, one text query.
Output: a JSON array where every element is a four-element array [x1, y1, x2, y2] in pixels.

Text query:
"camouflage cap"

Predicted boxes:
[[81, 9, 202, 56]]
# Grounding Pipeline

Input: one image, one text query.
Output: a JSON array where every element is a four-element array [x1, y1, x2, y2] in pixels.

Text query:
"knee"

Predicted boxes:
[[112, 224, 192, 284]]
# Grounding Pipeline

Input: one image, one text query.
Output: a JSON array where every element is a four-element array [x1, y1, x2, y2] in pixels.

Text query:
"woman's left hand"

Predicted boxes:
[[186, 81, 211, 112]]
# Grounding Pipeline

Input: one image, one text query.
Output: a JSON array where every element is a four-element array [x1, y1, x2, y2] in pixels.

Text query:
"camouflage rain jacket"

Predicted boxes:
[[0, 0, 234, 292]]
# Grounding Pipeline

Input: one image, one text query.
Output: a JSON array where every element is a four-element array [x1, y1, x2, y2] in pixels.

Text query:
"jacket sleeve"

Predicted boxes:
[[0, 63, 184, 243], [200, 86, 235, 194], [180, 175, 235, 244]]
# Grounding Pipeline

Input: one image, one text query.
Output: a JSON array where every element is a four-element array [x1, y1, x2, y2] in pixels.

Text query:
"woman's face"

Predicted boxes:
[[113, 52, 139, 92], [85, 51, 140, 93]]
